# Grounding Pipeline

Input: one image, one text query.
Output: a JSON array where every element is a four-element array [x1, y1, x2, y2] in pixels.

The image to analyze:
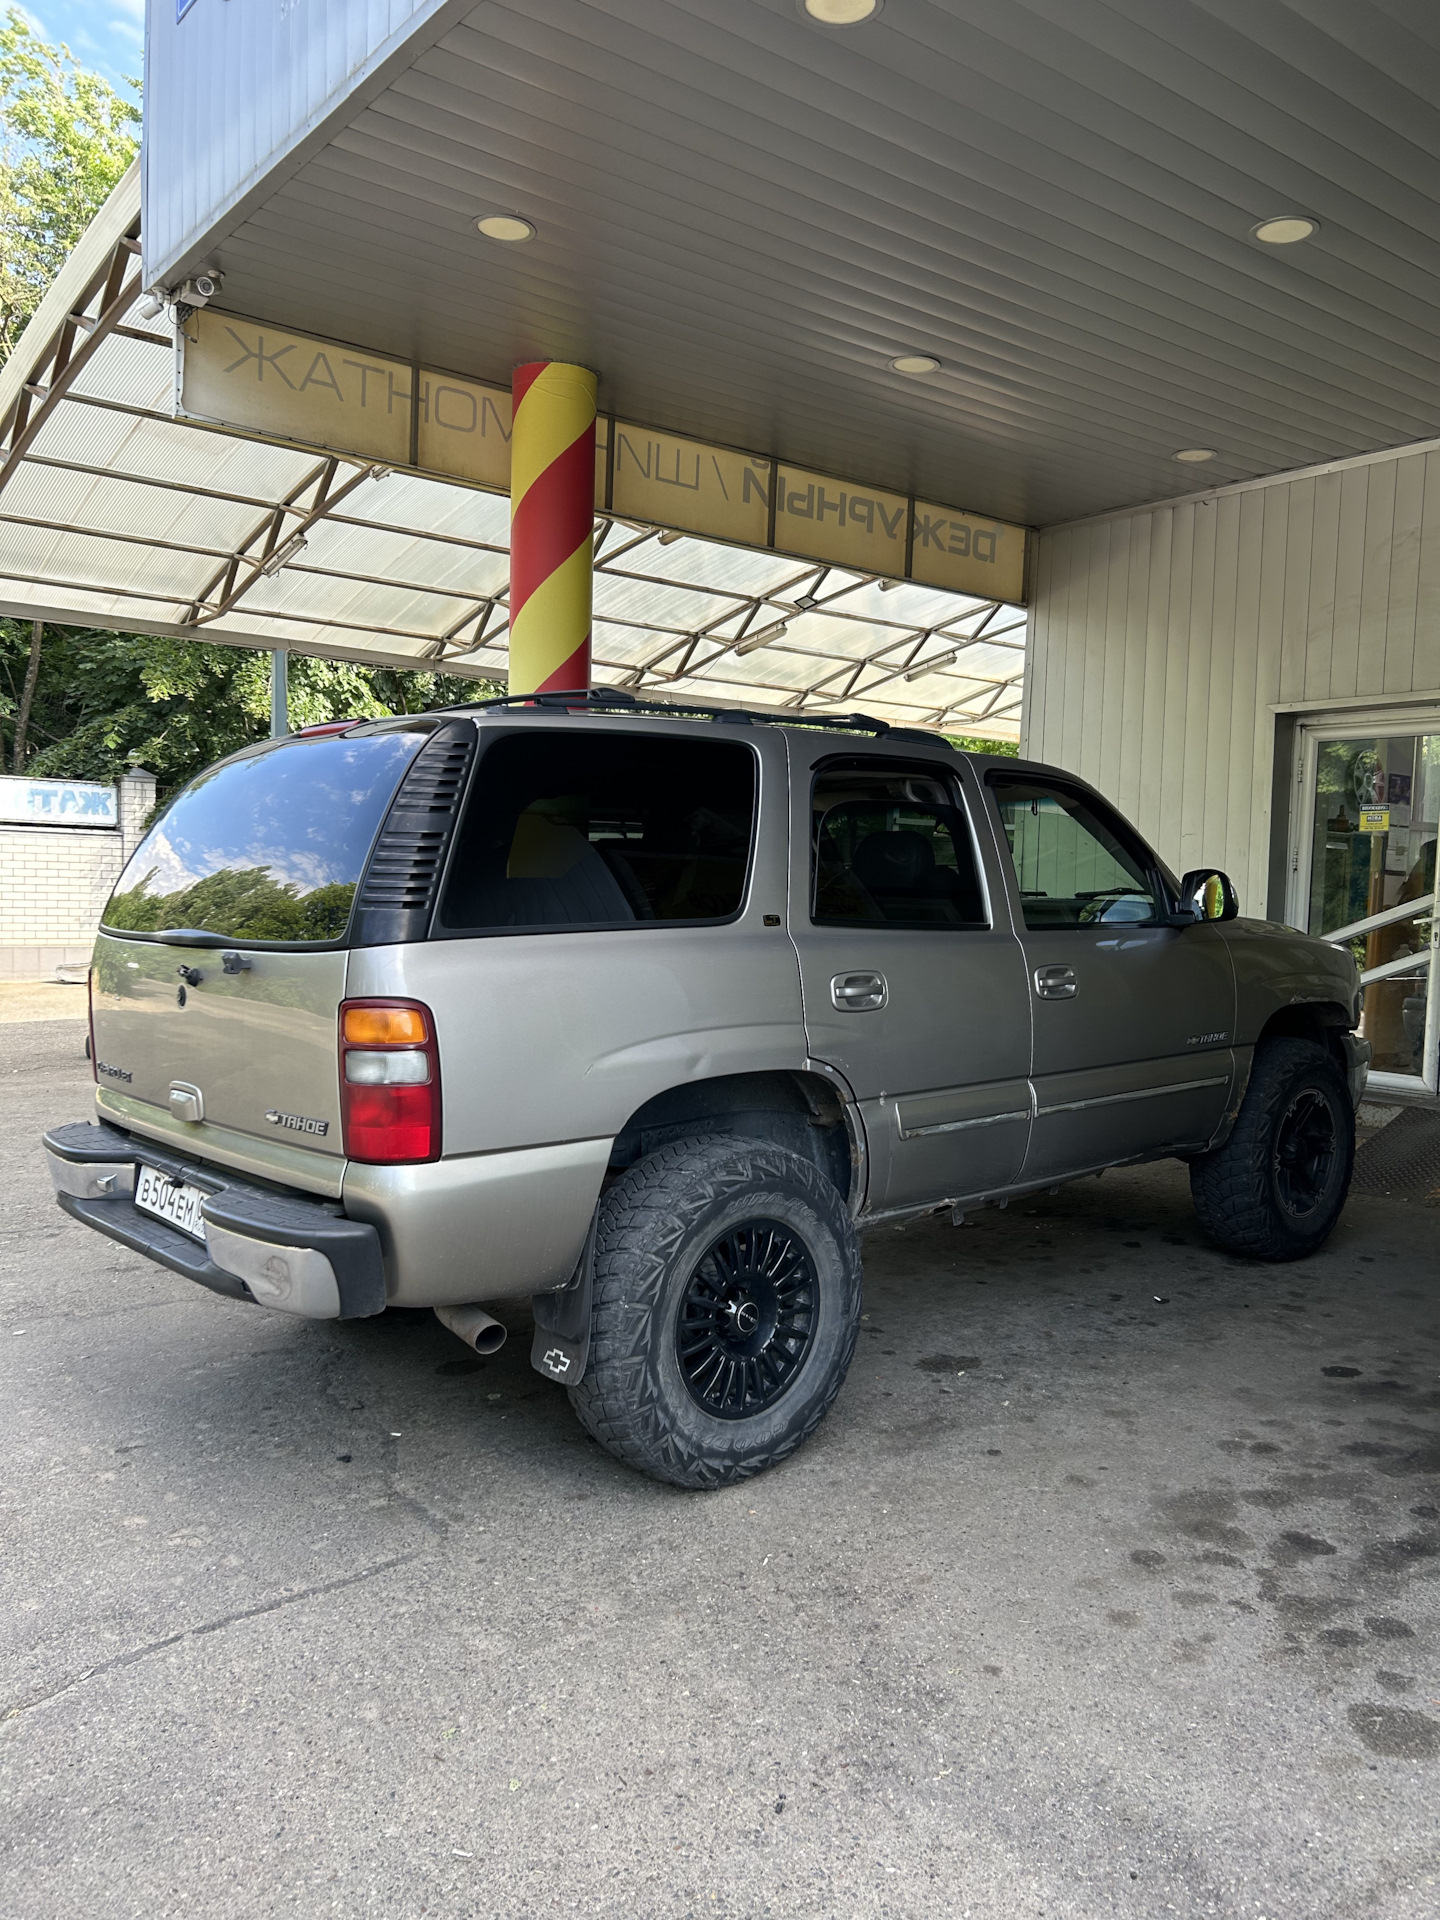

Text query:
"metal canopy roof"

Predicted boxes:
[[145, 0, 1440, 530], [0, 169, 1025, 737]]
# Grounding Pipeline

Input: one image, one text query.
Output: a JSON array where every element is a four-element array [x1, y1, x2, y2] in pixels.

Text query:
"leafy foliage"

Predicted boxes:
[[0, 618, 495, 799], [0, 8, 140, 358], [947, 733, 1018, 757], [103, 867, 358, 942]]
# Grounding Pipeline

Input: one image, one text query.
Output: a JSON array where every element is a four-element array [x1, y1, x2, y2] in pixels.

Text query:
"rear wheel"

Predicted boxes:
[[1189, 1037, 1354, 1260], [569, 1135, 861, 1488]]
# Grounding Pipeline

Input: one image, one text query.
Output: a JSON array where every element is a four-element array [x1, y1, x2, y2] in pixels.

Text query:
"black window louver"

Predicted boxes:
[[351, 723, 475, 945]]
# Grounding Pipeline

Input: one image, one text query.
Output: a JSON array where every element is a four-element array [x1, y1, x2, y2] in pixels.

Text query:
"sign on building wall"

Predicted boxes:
[[179, 311, 1027, 605], [0, 776, 118, 827]]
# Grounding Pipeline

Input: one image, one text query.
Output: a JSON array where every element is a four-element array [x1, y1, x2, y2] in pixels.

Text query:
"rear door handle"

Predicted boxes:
[[831, 970, 887, 1012], [1033, 964, 1077, 1000]]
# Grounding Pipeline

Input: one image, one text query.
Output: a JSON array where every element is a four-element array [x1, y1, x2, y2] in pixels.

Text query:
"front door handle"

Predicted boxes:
[[1034, 964, 1077, 1000], [831, 970, 887, 1012]]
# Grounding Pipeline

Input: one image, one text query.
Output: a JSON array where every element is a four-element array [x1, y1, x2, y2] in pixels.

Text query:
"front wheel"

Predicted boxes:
[[1189, 1037, 1354, 1260], [568, 1136, 862, 1488]]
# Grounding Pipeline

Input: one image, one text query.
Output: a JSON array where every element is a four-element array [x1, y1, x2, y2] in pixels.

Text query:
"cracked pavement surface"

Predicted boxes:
[[3, 1019, 1438, 1918]]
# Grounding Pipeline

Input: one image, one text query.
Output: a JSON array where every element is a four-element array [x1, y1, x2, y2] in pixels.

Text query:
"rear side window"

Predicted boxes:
[[102, 730, 426, 944], [439, 731, 756, 933], [812, 763, 987, 928]]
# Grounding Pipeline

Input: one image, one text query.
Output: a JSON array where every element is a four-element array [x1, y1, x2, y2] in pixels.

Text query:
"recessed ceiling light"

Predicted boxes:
[[891, 353, 940, 375], [1250, 215, 1318, 246], [801, 0, 883, 25], [1173, 447, 1217, 464], [476, 214, 536, 243]]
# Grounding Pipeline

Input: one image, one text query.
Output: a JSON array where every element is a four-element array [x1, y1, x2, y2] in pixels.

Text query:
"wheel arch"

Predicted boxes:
[[1208, 998, 1358, 1156], [1254, 999, 1355, 1079], [607, 1068, 860, 1205]]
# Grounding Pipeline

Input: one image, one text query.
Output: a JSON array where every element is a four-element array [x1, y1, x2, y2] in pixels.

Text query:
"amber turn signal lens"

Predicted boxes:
[[342, 1003, 428, 1046]]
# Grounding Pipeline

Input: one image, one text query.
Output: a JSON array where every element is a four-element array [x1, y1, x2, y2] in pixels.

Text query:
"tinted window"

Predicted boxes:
[[103, 730, 426, 943], [812, 764, 986, 928], [990, 776, 1159, 929], [439, 731, 756, 933]]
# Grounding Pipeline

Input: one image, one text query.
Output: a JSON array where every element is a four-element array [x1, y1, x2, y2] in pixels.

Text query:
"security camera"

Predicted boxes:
[[179, 268, 224, 306]]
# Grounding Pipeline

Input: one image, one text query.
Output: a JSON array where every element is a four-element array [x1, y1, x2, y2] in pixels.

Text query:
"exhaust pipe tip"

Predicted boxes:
[[434, 1303, 507, 1355]]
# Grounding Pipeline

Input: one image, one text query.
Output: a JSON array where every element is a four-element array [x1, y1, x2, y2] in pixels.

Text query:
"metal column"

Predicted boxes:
[[270, 648, 288, 736], [507, 362, 596, 695]]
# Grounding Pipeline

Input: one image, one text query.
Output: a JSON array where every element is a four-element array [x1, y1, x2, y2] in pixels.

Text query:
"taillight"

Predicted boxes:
[[87, 968, 97, 1081], [339, 998, 440, 1163]]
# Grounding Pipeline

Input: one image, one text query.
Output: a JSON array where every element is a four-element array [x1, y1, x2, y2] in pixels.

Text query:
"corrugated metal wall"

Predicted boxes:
[[1022, 444, 1440, 918], [143, 0, 456, 286]]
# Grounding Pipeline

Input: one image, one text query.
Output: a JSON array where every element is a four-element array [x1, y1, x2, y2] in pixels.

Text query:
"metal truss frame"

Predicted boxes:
[[0, 211, 1026, 736]]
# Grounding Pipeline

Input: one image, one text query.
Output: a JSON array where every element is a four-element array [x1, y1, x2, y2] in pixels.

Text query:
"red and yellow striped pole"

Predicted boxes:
[[508, 361, 597, 695]]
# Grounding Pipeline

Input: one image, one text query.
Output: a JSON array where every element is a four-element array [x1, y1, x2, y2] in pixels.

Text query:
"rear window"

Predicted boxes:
[[102, 730, 426, 944], [439, 730, 756, 933]]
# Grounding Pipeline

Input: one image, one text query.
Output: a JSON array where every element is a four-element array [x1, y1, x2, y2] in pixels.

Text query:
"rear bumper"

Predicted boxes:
[[43, 1120, 386, 1319]]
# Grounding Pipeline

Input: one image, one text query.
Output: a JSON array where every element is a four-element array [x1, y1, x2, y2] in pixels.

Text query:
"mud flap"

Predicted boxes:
[[530, 1218, 595, 1385]]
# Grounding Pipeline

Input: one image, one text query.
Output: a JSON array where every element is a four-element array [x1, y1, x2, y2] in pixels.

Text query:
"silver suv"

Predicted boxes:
[[45, 695, 1368, 1487]]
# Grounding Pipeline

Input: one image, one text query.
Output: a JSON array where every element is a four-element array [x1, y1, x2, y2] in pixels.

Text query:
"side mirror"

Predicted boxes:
[[1174, 869, 1239, 924]]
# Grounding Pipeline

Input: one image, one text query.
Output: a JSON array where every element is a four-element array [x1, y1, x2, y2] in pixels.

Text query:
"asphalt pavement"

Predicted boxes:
[[2, 1018, 1437, 1919]]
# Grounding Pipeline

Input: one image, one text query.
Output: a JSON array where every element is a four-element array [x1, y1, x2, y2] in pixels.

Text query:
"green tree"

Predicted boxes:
[[0, 618, 495, 798], [0, 9, 140, 359], [948, 732, 1018, 757], [104, 865, 360, 943]]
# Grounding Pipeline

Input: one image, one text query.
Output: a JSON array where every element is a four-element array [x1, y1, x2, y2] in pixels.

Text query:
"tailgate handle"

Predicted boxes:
[[1034, 964, 1077, 1000], [831, 971, 887, 1012]]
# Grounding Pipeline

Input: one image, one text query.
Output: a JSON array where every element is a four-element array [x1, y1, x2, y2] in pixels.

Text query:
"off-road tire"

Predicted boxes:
[[568, 1135, 862, 1488], [1189, 1037, 1354, 1260]]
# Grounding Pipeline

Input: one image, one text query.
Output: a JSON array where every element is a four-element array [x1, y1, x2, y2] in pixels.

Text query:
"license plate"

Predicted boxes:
[[134, 1164, 209, 1243]]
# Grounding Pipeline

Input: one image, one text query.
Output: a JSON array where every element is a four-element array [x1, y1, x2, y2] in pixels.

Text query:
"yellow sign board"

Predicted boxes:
[[774, 465, 909, 575], [1357, 808, 1391, 833], [611, 425, 769, 548], [415, 367, 512, 489], [181, 311, 415, 464], [180, 311, 1027, 604], [910, 501, 1027, 603]]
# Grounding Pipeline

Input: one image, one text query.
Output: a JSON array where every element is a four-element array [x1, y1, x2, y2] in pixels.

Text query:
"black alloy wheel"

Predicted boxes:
[[1189, 1036, 1355, 1260], [568, 1135, 863, 1488], [1272, 1087, 1339, 1218], [676, 1219, 818, 1419]]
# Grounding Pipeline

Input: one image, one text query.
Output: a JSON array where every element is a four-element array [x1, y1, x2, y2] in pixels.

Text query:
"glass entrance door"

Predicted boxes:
[[1297, 727, 1439, 1093]]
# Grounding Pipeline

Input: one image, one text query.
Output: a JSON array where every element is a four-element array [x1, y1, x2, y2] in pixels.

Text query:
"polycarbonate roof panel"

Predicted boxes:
[[142, 0, 1440, 528], [0, 245, 1023, 737]]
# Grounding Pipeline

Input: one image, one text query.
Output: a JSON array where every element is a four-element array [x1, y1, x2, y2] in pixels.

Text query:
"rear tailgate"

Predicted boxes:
[[92, 934, 347, 1163], [87, 722, 441, 1187]]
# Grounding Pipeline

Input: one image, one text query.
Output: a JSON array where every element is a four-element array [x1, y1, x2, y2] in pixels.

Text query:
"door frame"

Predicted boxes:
[[981, 765, 1236, 1175], [1287, 706, 1440, 1096], [784, 737, 1035, 1211]]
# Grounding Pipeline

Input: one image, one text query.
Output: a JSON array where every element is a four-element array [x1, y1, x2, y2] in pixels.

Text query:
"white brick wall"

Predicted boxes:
[[0, 769, 156, 980]]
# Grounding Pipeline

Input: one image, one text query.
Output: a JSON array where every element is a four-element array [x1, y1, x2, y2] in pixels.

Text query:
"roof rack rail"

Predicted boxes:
[[444, 688, 934, 741]]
